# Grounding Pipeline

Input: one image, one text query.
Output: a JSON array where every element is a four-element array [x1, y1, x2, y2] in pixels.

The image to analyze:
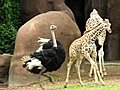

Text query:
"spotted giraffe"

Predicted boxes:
[[64, 9, 112, 88], [85, 9, 111, 78], [89, 27, 111, 78]]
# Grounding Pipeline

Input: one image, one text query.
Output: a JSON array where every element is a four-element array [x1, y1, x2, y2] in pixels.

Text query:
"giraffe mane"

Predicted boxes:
[[84, 23, 101, 35]]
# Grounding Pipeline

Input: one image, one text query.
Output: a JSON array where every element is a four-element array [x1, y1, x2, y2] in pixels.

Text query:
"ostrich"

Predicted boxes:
[[21, 25, 66, 90]]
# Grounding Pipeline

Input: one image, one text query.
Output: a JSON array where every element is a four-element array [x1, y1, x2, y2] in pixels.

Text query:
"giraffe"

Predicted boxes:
[[89, 26, 111, 78], [97, 29, 108, 77], [85, 9, 111, 78], [64, 9, 112, 88]]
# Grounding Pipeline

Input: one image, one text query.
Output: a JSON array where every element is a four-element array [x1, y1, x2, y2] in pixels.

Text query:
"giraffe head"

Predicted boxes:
[[86, 9, 103, 31], [90, 9, 103, 22], [103, 19, 112, 33]]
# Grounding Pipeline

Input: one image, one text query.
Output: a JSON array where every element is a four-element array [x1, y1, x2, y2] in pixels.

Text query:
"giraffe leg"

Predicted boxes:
[[91, 50, 105, 85], [96, 67, 105, 85], [84, 53, 99, 83], [91, 47, 98, 83], [93, 66, 99, 83], [92, 60, 105, 85], [91, 59, 105, 85], [84, 53, 105, 85], [98, 49, 103, 77], [89, 64, 94, 77], [64, 57, 76, 88], [101, 52, 107, 76], [75, 56, 84, 86]]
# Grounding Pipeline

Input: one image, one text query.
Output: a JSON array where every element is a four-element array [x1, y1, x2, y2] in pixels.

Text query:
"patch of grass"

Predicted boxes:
[[48, 82, 120, 90]]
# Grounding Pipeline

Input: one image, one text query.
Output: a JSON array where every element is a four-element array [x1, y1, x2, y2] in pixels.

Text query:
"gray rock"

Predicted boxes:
[[9, 11, 81, 86], [0, 54, 12, 83]]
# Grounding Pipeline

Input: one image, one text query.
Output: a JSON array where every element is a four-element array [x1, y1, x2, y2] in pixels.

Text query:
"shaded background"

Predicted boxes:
[[65, 0, 120, 61], [20, 0, 120, 61]]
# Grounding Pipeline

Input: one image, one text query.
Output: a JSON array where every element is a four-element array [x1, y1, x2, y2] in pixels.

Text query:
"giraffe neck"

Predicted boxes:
[[88, 23, 105, 42], [98, 30, 106, 45]]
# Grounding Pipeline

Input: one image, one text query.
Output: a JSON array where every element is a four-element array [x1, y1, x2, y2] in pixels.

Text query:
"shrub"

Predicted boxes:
[[0, 0, 21, 54]]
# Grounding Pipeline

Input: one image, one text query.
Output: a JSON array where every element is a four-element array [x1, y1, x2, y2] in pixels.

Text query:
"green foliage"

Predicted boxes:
[[49, 82, 120, 90], [0, 0, 21, 54]]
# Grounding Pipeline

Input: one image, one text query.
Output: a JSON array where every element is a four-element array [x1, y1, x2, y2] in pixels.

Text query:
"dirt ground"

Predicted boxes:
[[0, 75, 120, 90]]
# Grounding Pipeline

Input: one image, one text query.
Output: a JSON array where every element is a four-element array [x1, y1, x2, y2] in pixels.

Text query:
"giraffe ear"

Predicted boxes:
[[104, 19, 111, 25], [104, 19, 109, 23], [93, 9, 98, 13]]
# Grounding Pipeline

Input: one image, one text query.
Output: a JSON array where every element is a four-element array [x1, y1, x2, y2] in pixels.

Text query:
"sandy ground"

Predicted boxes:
[[0, 75, 120, 90]]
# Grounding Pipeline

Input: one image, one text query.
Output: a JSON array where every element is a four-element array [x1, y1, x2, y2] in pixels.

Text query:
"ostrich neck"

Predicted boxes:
[[51, 30, 57, 47]]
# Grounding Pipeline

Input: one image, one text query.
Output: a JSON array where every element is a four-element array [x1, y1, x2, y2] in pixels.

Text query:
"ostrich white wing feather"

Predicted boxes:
[[37, 37, 50, 43]]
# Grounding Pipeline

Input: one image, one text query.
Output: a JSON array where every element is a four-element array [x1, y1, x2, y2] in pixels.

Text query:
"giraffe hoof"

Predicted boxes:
[[95, 81, 99, 84], [100, 81, 105, 86], [102, 82, 105, 86], [80, 82, 84, 86], [64, 82, 68, 88], [64, 85, 67, 88]]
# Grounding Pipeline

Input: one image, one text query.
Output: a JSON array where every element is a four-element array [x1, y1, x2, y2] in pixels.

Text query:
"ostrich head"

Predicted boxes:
[[50, 24, 57, 30], [50, 24, 58, 48]]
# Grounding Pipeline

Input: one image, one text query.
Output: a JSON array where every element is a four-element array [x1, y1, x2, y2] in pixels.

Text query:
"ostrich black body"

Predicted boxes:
[[29, 66, 42, 74], [31, 40, 66, 72]]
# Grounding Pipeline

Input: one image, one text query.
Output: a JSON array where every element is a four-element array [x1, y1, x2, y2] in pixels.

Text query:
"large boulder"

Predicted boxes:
[[0, 54, 12, 83], [20, 0, 75, 23], [9, 11, 81, 86]]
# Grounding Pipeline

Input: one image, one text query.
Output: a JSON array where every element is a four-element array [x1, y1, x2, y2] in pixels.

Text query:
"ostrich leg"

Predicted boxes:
[[36, 68, 46, 90], [42, 73, 54, 83]]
